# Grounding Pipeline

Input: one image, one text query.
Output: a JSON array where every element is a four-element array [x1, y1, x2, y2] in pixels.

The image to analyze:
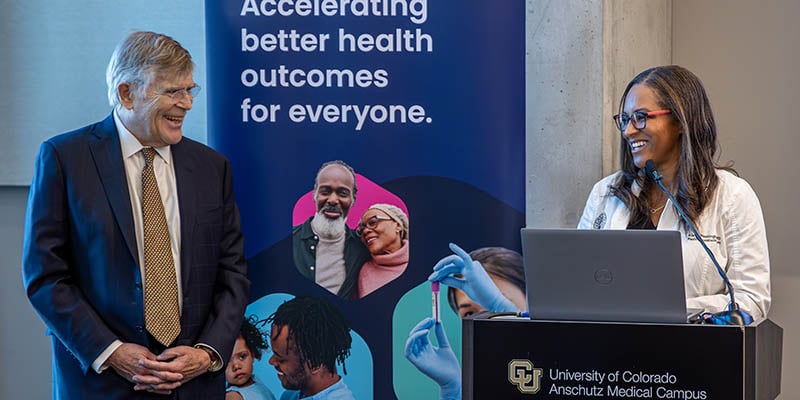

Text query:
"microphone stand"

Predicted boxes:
[[645, 160, 752, 326]]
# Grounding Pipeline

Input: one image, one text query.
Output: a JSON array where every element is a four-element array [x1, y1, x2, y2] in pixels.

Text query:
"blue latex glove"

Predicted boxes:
[[428, 243, 519, 313], [404, 317, 461, 400]]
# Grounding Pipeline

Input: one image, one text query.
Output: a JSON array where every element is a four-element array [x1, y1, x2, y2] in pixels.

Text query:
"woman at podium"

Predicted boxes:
[[578, 65, 770, 321], [428, 66, 770, 322], [409, 65, 772, 400]]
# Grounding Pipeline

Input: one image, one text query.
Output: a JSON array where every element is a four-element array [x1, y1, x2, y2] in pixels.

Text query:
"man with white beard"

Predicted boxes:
[[293, 160, 370, 299]]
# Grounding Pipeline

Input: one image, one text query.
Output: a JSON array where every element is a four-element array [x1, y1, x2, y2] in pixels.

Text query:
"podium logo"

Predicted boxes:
[[508, 359, 543, 394]]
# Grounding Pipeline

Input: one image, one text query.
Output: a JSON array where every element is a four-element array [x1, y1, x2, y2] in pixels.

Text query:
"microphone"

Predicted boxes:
[[644, 160, 753, 326]]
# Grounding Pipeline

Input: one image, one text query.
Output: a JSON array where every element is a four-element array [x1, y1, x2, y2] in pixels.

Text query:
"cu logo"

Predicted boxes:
[[508, 359, 543, 394]]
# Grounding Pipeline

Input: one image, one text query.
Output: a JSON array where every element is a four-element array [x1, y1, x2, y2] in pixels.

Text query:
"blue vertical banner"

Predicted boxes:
[[206, 1, 524, 398]]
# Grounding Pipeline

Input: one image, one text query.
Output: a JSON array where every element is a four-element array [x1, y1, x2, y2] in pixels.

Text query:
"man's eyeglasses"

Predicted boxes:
[[156, 85, 201, 101], [356, 215, 394, 236], [612, 109, 671, 132]]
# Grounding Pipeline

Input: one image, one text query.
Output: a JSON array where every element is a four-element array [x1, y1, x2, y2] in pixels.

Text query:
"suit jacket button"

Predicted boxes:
[[136, 325, 144, 333]]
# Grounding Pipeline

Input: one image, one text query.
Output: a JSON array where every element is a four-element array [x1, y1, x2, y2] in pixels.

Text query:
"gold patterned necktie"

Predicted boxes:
[[141, 147, 181, 345]]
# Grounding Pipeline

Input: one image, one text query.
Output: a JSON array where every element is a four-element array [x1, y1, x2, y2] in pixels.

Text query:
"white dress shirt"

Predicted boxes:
[[91, 111, 183, 372]]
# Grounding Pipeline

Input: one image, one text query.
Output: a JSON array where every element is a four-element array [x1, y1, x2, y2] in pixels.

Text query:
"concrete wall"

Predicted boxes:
[[673, 1, 800, 397], [526, 0, 671, 229], [602, 0, 672, 176], [526, 0, 604, 228]]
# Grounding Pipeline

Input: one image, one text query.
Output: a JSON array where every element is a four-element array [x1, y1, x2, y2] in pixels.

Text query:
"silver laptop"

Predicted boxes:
[[521, 228, 688, 324]]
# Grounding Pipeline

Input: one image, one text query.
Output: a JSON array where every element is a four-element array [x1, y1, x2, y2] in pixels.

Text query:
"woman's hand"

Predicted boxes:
[[428, 243, 519, 312], [404, 317, 461, 400]]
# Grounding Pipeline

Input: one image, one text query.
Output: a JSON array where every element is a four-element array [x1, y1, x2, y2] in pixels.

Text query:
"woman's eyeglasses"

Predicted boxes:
[[612, 109, 671, 132], [356, 215, 394, 236]]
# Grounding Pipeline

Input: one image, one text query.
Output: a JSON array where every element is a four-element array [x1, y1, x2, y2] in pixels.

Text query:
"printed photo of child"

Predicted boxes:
[[227, 315, 277, 400]]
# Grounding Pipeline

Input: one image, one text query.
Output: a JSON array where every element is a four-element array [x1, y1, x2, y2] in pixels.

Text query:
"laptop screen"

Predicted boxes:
[[521, 228, 687, 324]]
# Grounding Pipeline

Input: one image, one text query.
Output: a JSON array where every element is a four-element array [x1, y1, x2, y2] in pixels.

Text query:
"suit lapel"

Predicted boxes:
[[172, 141, 197, 290], [88, 114, 138, 263]]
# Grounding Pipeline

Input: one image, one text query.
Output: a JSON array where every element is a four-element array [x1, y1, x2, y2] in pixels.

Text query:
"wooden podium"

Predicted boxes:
[[462, 314, 782, 399]]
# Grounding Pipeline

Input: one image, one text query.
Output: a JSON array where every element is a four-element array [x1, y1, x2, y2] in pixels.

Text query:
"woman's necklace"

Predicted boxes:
[[649, 202, 666, 214]]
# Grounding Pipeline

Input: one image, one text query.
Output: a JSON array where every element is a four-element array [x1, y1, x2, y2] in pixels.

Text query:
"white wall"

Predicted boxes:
[[0, 0, 207, 185], [0, 1, 205, 398], [673, 1, 800, 397], [0, 187, 47, 399]]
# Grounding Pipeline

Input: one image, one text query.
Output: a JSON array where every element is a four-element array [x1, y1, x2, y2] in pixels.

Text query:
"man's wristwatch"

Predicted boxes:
[[194, 344, 222, 372]]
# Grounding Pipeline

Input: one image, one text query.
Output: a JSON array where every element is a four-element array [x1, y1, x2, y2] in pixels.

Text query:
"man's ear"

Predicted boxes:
[[306, 361, 324, 376], [118, 82, 135, 110]]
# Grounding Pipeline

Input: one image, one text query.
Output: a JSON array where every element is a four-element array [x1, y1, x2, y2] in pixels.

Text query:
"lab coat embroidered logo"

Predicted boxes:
[[593, 212, 606, 229]]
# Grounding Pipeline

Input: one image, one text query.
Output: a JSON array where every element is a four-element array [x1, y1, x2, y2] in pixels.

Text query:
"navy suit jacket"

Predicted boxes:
[[22, 114, 250, 399]]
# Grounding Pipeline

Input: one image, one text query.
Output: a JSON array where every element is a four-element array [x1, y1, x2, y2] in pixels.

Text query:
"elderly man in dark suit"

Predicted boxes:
[[22, 31, 249, 399]]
